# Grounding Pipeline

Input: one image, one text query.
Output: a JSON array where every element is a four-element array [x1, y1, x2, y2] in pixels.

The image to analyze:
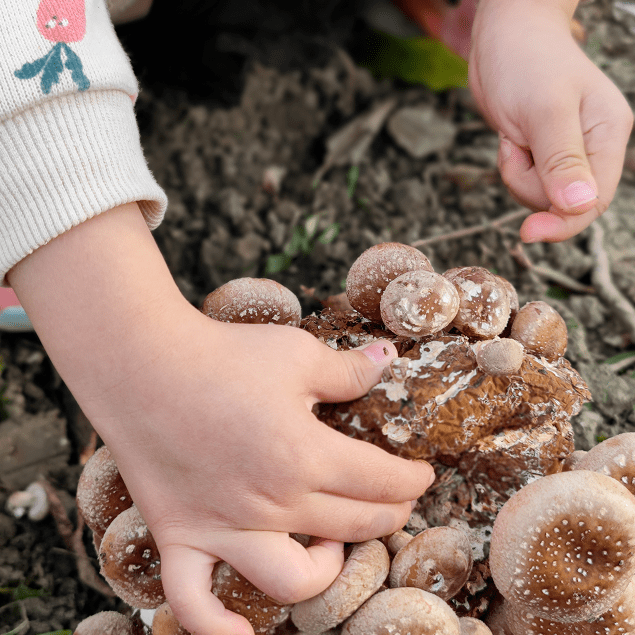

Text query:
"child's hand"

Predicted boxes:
[[9, 204, 434, 635], [469, 0, 633, 242], [99, 317, 433, 635]]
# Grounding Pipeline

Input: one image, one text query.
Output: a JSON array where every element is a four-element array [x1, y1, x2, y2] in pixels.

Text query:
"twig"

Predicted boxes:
[[605, 354, 635, 374], [411, 208, 528, 248], [589, 222, 635, 344], [38, 479, 115, 598]]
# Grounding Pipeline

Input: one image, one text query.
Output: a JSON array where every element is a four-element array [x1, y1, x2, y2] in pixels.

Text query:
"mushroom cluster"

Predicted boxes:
[[74, 243, 593, 634], [487, 432, 635, 634]]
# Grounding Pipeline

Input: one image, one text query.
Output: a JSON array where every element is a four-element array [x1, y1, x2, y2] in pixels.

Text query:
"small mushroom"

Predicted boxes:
[[443, 267, 511, 339], [346, 242, 433, 324], [459, 616, 494, 635], [99, 505, 165, 609], [384, 529, 414, 558], [473, 338, 524, 375], [74, 611, 144, 635], [489, 470, 635, 623], [509, 301, 567, 362], [212, 561, 293, 634], [152, 602, 191, 635], [574, 432, 635, 495], [561, 449, 588, 472], [6, 482, 49, 521], [380, 270, 460, 338], [76, 445, 132, 539], [340, 587, 461, 635], [291, 539, 390, 634], [201, 278, 302, 326], [389, 526, 473, 601]]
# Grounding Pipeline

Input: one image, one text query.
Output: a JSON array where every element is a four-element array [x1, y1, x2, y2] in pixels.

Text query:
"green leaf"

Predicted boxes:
[[318, 223, 339, 245], [347, 165, 360, 199], [545, 286, 570, 300], [364, 31, 468, 92], [37, 631, 72, 635], [603, 351, 635, 365], [285, 226, 309, 257], [264, 253, 292, 274]]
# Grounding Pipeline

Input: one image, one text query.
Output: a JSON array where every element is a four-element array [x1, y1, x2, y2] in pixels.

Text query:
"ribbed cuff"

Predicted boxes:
[[0, 90, 167, 286]]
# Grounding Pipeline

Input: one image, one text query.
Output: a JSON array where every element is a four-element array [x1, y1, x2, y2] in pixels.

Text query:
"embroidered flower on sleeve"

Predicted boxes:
[[15, 0, 90, 94]]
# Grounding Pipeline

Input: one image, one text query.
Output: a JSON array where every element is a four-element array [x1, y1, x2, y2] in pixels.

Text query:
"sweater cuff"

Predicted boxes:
[[0, 90, 168, 286]]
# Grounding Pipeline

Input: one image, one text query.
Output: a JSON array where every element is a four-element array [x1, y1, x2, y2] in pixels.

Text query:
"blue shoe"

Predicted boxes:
[[0, 288, 34, 333]]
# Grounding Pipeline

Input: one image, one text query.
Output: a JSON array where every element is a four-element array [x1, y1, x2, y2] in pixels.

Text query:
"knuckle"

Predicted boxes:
[[540, 148, 588, 178], [265, 565, 312, 604]]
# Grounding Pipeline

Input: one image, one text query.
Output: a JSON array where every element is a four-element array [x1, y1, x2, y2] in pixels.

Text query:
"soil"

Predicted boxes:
[[2, 0, 635, 632]]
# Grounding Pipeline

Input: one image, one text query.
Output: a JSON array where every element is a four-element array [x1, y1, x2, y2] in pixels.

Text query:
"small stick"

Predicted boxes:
[[589, 222, 635, 344], [411, 208, 528, 248], [605, 354, 635, 374], [38, 479, 115, 598]]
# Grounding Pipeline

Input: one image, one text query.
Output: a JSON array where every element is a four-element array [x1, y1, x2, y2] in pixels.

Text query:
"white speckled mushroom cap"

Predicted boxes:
[[340, 587, 461, 635], [201, 278, 302, 326], [575, 433, 635, 496], [490, 470, 635, 623], [74, 611, 144, 635], [291, 539, 390, 634], [509, 301, 567, 362], [380, 270, 460, 338]]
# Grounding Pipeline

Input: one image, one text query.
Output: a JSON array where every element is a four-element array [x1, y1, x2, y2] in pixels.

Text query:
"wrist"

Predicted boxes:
[[7, 202, 193, 402]]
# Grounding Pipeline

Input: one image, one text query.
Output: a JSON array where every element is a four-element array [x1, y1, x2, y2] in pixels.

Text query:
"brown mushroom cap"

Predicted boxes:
[[509, 301, 567, 362], [340, 587, 461, 635], [99, 505, 165, 609], [201, 278, 302, 326], [490, 470, 635, 623], [574, 433, 635, 496], [76, 445, 132, 538], [291, 539, 390, 634], [74, 611, 144, 635], [384, 529, 414, 558], [152, 602, 191, 635], [389, 526, 473, 601], [346, 243, 433, 324], [380, 270, 460, 338], [459, 616, 494, 635], [561, 450, 588, 472], [212, 561, 292, 634], [473, 338, 524, 375], [495, 276, 519, 338], [443, 267, 511, 339]]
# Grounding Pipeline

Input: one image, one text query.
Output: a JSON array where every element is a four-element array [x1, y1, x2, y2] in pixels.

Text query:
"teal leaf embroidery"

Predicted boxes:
[[15, 42, 90, 94]]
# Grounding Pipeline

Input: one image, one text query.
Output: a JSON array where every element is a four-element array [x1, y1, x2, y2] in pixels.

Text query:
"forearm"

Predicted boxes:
[[7, 202, 190, 406]]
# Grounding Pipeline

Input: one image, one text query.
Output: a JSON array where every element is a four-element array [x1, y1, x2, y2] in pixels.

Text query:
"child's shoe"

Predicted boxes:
[[0, 288, 34, 333]]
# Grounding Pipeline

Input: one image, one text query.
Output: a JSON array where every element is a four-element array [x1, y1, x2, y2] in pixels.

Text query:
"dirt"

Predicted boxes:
[[2, 0, 635, 632]]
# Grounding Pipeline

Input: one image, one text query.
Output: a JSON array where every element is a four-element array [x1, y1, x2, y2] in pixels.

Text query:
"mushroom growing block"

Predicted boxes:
[[489, 470, 635, 623]]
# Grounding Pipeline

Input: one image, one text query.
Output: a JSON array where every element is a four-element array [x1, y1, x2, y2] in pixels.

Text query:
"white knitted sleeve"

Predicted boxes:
[[0, 0, 167, 285]]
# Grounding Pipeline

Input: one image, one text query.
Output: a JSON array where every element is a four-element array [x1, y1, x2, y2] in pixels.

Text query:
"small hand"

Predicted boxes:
[[469, 1, 633, 242]]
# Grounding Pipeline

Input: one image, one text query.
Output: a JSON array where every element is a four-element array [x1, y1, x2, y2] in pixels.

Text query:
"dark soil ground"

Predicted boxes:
[[2, 0, 635, 632]]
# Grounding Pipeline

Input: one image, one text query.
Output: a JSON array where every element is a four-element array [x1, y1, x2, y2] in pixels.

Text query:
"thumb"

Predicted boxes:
[[312, 339, 398, 403], [528, 101, 599, 214]]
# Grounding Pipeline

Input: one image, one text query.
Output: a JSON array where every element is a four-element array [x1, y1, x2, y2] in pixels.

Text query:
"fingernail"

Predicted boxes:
[[413, 459, 436, 487], [312, 538, 344, 554], [410, 498, 418, 510], [356, 341, 396, 367], [499, 139, 512, 162], [561, 181, 597, 209]]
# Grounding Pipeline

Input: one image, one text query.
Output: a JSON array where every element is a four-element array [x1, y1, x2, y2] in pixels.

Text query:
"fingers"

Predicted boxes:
[[309, 339, 398, 404], [160, 544, 254, 635], [216, 532, 345, 604], [519, 208, 602, 244], [313, 426, 435, 503]]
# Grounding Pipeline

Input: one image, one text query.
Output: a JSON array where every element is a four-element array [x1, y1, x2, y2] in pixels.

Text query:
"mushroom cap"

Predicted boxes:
[[384, 529, 414, 558], [76, 445, 132, 538], [389, 526, 473, 601], [74, 611, 144, 635], [459, 616, 494, 635], [346, 242, 433, 324], [152, 602, 191, 635], [340, 587, 461, 635], [380, 270, 460, 338], [495, 276, 519, 338], [99, 505, 165, 609], [212, 561, 292, 634], [201, 278, 302, 326], [291, 539, 390, 634], [490, 470, 635, 623], [443, 267, 511, 338], [574, 433, 635, 496], [561, 450, 588, 472], [473, 338, 524, 376], [509, 301, 567, 362]]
